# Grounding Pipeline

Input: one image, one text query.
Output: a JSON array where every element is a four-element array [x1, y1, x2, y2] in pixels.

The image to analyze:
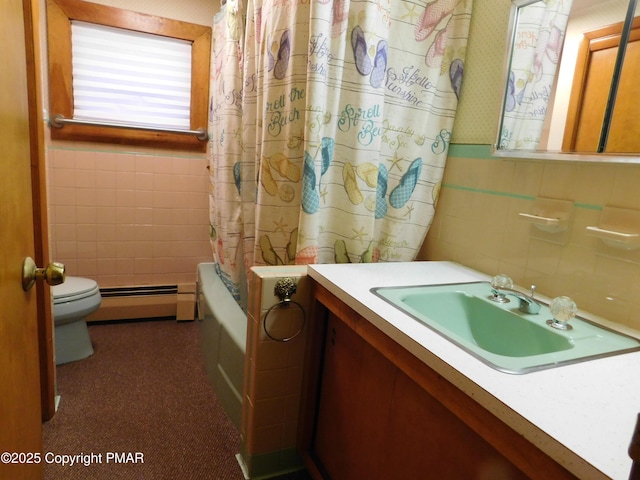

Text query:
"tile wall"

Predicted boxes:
[[240, 266, 311, 478], [419, 150, 640, 333], [47, 142, 212, 287], [418, 0, 640, 334], [41, 0, 215, 289]]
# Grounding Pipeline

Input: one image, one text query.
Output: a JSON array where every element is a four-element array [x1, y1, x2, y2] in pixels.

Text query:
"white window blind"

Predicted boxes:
[[70, 21, 193, 130]]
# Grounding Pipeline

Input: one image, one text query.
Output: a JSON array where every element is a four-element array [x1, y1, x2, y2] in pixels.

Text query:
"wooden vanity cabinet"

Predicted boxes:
[[298, 283, 578, 480], [313, 312, 396, 479]]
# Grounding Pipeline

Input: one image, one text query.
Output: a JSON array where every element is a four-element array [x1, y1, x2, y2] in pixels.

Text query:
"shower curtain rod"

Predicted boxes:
[[49, 113, 209, 141]]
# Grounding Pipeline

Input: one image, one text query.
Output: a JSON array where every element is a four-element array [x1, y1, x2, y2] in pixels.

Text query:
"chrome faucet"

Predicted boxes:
[[489, 275, 540, 315], [489, 283, 541, 314]]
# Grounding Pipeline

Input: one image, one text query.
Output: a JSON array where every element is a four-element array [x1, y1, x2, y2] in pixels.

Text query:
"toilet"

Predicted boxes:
[[52, 277, 101, 365]]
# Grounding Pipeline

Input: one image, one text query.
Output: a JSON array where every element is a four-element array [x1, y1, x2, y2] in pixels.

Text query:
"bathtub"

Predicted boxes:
[[196, 263, 247, 430]]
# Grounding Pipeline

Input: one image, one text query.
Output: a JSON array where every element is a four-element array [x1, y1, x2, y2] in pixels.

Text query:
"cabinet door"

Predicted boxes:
[[305, 291, 577, 480], [313, 313, 395, 480], [380, 371, 528, 480]]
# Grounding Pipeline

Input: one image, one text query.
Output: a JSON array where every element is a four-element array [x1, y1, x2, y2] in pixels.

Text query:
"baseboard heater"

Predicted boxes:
[[86, 284, 196, 322]]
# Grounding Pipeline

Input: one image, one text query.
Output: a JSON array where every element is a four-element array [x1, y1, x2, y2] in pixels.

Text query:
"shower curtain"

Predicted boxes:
[[209, 0, 473, 302], [499, 0, 573, 150]]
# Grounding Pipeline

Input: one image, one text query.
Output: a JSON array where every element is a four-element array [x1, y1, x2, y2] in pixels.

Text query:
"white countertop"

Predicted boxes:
[[307, 261, 640, 480]]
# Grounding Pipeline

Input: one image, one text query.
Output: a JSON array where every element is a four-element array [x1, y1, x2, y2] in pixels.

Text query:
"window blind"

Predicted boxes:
[[70, 21, 193, 129]]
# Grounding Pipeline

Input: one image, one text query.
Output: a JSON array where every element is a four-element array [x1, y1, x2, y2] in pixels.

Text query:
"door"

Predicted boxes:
[[605, 35, 640, 153], [0, 0, 46, 478], [563, 18, 640, 153]]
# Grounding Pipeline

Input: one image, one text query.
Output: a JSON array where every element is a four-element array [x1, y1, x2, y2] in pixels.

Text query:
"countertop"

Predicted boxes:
[[307, 261, 640, 480]]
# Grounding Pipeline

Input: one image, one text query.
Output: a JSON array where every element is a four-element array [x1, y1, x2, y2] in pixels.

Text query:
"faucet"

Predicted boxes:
[[491, 285, 541, 314], [489, 276, 541, 314]]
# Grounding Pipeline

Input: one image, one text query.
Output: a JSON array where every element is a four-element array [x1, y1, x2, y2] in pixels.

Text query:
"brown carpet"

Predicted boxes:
[[43, 319, 247, 480]]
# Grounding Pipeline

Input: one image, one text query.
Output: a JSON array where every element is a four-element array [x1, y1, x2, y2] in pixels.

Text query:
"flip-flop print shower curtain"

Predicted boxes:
[[209, 0, 473, 301]]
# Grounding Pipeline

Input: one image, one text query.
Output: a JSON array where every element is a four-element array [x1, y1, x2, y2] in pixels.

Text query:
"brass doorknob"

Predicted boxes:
[[22, 257, 66, 292]]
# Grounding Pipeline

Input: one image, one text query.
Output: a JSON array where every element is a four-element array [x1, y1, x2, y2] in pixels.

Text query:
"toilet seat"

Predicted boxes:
[[53, 277, 99, 304]]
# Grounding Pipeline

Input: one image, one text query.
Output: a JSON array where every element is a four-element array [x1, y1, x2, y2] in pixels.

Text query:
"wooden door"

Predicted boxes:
[[563, 18, 640, 153], [568, 45, 617, 152], [606, 36, 640, 152], [0, 0, 48, 478]]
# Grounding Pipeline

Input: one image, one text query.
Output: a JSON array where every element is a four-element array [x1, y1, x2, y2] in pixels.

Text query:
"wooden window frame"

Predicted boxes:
[[46, 0, 211, 152]]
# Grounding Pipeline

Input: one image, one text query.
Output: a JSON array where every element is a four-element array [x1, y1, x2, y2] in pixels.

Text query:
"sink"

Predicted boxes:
[[371, 282, 640, 374]]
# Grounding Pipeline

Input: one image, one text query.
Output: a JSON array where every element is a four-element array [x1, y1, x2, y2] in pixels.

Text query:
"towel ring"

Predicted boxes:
[[263, 277, 306, 342]]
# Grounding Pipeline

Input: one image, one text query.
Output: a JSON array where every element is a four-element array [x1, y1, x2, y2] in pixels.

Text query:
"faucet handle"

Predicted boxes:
[[489, 274, 513, 303], [547, 296, 577, 330], [491, 274, 513, 290]]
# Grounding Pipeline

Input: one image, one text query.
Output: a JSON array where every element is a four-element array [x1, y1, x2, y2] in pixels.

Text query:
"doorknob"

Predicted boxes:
[[22, 257, 66, 292]]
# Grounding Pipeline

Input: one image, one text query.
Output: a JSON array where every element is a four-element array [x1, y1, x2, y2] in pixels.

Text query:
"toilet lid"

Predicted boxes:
[[52, 277, 99, 303]]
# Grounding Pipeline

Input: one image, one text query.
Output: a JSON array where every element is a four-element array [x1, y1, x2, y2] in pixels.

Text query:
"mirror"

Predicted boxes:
[[495, 0, 639, 160]]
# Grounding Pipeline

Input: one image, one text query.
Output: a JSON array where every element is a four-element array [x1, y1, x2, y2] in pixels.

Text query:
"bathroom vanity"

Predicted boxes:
[[299, 262, 640, 480]]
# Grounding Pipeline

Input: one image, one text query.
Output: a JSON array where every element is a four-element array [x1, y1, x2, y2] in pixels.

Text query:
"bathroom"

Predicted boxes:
[[3, 0, 640, 478], [45, 0, 640, 338]]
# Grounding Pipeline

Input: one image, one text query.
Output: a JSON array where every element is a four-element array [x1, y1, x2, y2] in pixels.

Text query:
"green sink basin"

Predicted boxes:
[[372, 282, 640, 374]]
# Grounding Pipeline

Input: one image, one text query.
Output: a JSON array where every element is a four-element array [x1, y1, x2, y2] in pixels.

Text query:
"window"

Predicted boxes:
[[70, 21, 193, 130], [46, 0, 211, 151]]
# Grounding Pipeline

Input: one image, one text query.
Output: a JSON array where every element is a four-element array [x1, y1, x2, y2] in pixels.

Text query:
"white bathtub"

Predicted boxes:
[[196, 263, 247, 430]]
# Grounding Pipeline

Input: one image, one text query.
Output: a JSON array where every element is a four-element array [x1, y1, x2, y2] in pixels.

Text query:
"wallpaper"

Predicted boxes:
[[450, 0, 511, 145]]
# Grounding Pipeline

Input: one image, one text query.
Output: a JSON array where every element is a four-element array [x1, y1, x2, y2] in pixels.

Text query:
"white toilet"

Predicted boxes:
[[52, 276, 101, 365]]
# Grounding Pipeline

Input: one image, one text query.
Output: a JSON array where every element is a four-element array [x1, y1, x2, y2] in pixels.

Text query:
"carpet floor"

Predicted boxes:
[[42, 319, 299, 480]]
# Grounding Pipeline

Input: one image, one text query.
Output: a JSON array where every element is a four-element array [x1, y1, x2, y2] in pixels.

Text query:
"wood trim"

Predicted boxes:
[[300, 282, 578, 480], [24, 0, 56, 422], [191, 29, 212, 131], [45, 0, 211, 152], [51, 0, 211, 39], [562, 35, 590, 152], [46, 0, 73, 119], [49, 125, 207, 151], [298, 290, 329, 463], [585, 16, 640, 44]]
